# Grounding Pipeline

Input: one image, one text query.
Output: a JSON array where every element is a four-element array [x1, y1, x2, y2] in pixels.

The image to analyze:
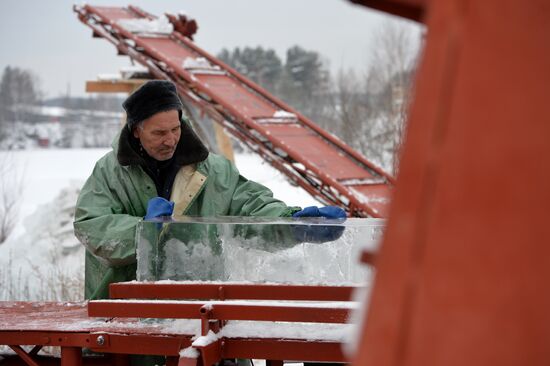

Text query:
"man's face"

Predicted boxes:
[[133, 109, 181, 161]]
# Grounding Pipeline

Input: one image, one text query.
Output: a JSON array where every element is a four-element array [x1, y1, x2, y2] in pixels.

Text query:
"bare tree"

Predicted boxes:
[[330, 69, 366, 146], [0, 153, 24, 244], [364, 21, 423, 174]]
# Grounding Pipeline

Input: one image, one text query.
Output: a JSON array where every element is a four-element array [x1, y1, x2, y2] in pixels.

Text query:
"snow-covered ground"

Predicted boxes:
[[0, 148, 320, 300]]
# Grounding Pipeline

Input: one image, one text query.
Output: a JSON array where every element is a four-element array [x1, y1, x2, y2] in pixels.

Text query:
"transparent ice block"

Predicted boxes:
[[136, 216, 384, 285]]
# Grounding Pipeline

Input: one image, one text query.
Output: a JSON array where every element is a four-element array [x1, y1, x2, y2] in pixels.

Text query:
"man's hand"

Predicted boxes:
[[144, 197, 175, 219], [292, 206, 346, 219], [292, 206, 346, 243]]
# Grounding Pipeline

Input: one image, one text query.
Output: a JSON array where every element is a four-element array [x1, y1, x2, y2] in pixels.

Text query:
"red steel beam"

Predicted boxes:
[[348, 0, 425, 22], [0, 332, 97, 348], [88, 301, 351, 324], [109, 283, 359, 301], [222, 339, 347, 363], [9, 345, 41, 366], [89, 334, 191, 356]]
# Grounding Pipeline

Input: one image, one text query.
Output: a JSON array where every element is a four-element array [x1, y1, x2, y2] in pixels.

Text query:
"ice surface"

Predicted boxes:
[[137, 216, 383, 285]]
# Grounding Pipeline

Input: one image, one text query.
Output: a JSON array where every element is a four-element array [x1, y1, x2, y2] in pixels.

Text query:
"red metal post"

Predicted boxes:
[[61, 347, 82, 366]]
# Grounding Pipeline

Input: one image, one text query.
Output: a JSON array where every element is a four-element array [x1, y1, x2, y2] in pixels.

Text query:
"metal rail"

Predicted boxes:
[[74, 4, 393, 217], [109, 282, 359, 301]]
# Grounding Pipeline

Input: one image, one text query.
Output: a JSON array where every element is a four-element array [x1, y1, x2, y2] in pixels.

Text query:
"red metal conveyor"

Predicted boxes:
[[74, 5, 394, 217]]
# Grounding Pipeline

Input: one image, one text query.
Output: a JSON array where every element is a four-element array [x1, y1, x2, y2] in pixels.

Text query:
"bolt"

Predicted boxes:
[[96, 335, 105, 346]]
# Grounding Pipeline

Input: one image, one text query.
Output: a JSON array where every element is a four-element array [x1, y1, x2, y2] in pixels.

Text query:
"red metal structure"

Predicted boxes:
[[351, 0, 550, 365], [73, 4, 393, 218], [0, 283, 359, 366]]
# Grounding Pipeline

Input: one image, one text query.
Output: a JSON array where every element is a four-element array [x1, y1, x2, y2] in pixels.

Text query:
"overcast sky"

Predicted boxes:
[[0, 0, 419, 98]]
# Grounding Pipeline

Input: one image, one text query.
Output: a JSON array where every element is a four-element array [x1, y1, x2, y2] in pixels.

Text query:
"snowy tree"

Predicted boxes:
[[0, 66, 42, 122], [0, 154, 23, 244], [0, 66, 42, 143], [363, 21, 421, 173], [218, 46, 283, 94], [279, 45, 330, 120]]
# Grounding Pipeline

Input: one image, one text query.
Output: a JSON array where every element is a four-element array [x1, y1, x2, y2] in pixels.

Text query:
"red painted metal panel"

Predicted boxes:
[[0, 302, 183, 336], [73, 4, 394, 217], [193, 74, 277, 118], [349, 0, 425, 22], [109, 283, 358, 302], [354, 0, 550, 365], [92, 334, 190, 356], [265, 124, 377, 179], [89, 6, 137, 21], [222, 339, 347, 363], [138, 38, 196, 66]]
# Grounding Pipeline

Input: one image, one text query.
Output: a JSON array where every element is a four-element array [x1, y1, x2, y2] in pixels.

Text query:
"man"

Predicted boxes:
[[74, 80, 344, 300]]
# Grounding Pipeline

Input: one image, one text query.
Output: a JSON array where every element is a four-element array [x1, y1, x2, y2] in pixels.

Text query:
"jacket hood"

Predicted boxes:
[[115, 117, 209, 167]]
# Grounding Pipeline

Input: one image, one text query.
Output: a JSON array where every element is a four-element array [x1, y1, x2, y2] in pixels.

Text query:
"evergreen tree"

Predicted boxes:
[[0, 66, 41, 123], [280, 45, 330, 120], [218, 46, 282, 93], [0, 66, 15, 123]]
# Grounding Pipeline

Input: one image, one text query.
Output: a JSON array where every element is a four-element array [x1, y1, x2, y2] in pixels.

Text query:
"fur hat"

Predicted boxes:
[[123, 80, 183, 130]]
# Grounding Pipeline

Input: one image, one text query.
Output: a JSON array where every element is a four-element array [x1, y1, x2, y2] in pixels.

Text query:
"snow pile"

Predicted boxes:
[[97, 73, 121, 81], [0, 183, 84, 300], [120, 65, 150, 79], [183, 57, 216, 70], [273, 110, 297, 119], [222, 320, 353, 342], [0, 148, 109, 300], [117, 16, 173, 35], [182, 57, 224, 75]]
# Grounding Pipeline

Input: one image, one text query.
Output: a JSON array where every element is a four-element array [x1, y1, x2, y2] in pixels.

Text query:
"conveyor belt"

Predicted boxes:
[[74, 5, 393, 217]]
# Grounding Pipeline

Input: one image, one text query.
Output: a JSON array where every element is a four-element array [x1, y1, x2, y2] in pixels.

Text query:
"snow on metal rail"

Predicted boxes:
[[74, 4, 393, 217]]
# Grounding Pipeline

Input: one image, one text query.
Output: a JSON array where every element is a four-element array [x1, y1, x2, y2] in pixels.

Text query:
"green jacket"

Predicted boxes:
[[74, 124, 299, 299]]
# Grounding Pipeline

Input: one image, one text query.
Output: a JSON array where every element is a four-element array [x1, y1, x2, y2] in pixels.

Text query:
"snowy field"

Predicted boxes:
[[0, 148, 320, 300]]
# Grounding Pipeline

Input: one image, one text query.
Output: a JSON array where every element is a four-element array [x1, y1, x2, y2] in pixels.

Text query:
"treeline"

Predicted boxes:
[[218, 23, 420, 174]]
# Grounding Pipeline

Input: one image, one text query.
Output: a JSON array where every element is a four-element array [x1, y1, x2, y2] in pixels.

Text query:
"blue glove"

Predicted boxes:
[[292, 206, 346, 243], [292, 206, 347, 219], [144, 197, 175, 220]]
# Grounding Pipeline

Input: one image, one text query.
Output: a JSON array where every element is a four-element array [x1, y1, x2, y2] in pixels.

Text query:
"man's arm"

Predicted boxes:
[[73, 161, 144, 267]]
